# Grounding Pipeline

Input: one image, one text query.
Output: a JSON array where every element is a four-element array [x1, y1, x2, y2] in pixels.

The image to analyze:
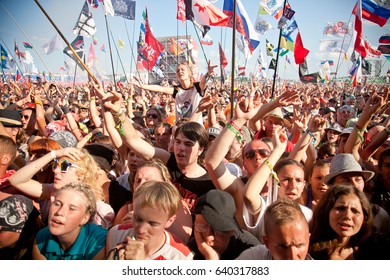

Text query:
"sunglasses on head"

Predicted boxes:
[[244, 148, 271, 160], [52, 159, 81, 173], [146, 113, 158, 119]]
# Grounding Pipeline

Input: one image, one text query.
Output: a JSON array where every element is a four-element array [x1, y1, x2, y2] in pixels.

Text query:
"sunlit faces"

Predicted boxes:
[[21, 109, 34, 130], [174, 133, 204, 169], [326, 129, 341, 143], [176, 64, 190, 81], [309, 165, 330, 202], [329, 193, 364, 240], [52, 157, 83, 190], [154, 126, 171, 150], [277, 165, 306, 201], [194, 214, 232, 256], [48, 189, 90, 239], [263, 219, 310, 260], [333, 173, 365, 192], [263, 116, 284, 137], [134, 166, 164, 190], [132, 198, 174, 247], [242, 140, 271, 177], [78, 108, 89, 121]]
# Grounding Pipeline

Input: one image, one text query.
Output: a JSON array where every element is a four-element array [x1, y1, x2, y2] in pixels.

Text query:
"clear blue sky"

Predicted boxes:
[[0, 0, 388, 81]]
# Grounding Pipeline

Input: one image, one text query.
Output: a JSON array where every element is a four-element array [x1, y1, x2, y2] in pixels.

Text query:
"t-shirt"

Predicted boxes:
[[108, 179, 133, 215], [236, 244, 313, 260], [106, 223, 194, 260], [188, 229, 260, 260], [36, 223, 107, 260], [166, 153, 215, 214], [173, 82, 203, 124]]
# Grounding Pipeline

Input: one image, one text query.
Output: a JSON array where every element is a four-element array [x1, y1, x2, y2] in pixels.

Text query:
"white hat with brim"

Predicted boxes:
[[324, 153, 375, 185], [264, 107, 291, 128]]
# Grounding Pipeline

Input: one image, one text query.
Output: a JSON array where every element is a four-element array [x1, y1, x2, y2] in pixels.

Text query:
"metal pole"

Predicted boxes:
[[103, 12, 117, 89], [230, 0, 237, 120]]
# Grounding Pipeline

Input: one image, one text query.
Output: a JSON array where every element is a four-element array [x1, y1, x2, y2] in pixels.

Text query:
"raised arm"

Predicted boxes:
[[243, 126, 287, 215], [199, 60, 217, 93], [131, 76, 174, 95]]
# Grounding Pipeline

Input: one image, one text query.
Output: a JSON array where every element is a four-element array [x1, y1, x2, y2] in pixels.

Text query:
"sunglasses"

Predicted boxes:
[[52, 159, 81, 173], [244, 148, 271, 160], [21, 115, 30, 120], [146, 113, 158, 119], [194, 223, 226, 237]]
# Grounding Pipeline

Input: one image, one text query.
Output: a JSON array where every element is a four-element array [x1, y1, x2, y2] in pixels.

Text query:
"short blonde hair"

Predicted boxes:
[[134, 181, 181, 218]]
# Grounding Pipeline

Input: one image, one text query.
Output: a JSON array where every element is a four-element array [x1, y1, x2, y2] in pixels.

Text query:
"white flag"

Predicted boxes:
[[73, 1, 97, 38], [22, 50, 34, 65], [42, 34, 63, 55], [103, 0, 114, 16]]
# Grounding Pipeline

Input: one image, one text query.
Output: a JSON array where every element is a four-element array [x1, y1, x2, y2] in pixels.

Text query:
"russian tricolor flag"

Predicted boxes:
[[223, 0, 260, 54], [354, 0, 390, 27]]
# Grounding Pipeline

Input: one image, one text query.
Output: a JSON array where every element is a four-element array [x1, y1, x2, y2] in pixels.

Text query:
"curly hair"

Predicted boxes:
[[309, 184, 373, 258]]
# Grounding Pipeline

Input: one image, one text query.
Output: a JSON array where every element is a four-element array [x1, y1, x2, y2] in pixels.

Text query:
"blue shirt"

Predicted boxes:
[[36, 223, 107, 260]]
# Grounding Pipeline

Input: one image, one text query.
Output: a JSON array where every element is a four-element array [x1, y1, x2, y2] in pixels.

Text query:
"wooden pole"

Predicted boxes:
[[34, 0, 98, 84]]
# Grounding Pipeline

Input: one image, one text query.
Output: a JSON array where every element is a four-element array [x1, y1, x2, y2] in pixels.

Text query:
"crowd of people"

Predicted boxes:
[[0, 61, 389, 260]]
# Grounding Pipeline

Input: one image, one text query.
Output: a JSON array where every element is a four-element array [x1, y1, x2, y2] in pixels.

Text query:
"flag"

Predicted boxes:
[[378, 44, 390, 54], [42, 34, 63, 55], [169, 37, 184, 55], [280, 36, 294, 51], [294, 31, 309, 64], [14, 41, 25, 60], [364, 39, 381, 57], [23, 42, 33, 49], [223, 0, 260, 54], [238, 65, 246, 76], [73, 1, 97, 38], [108, 0, 136, 20], [64, 60, 71, 72], [283, 7, 295, 20], [323, 21, 353, 38], [0, 44, 9, 69], [92, 35, 98, 45], [236, 33, 250, 60], [254, 14, 272, 35], [63, 36, 85, 70], [88, 0, 99, 8], [354, 0, 367, 58], [200, 33, 213, 45], [87, 42, 97, 67], [268, 58, 276, 70], [321, 60, 334, 66], [22, 50, 34, 65], [344, 51, 349, 60], [180, 0, 211, 37], [279, 49, 289, 57], [103, 0, 114, 16], [266, 39, 274, 56], [260, 0, 284, 17], [282, 20, 298, 38], [141, 9, 164, 70], [361, 58, 372, 75], [100, 44, 106, 52], [219, 43, 228, 68], [15, 69, 22, 81], [59, 66, 66, 71], [355, 0, 390, 27], [299, 59, 320, 83], [379, 35, 390, 44], [286, 55, 291, 64], [319, 38, 350, 53], [257, 49, 265, 68], [118, 37, 125, 49], [189, 0, 228, 26], [350, 57, 362, 86]]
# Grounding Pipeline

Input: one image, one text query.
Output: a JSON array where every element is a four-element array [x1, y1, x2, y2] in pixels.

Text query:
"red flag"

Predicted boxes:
[[354, 0, 367, 58], [142, 8, 164, 70], [364, 39, 381, 57], [219, 43, 228, 68], [192, 0, 228, 26], [177, 0, 186, 23], [87, 43, 96, 67], [294, 31, 309, 65]]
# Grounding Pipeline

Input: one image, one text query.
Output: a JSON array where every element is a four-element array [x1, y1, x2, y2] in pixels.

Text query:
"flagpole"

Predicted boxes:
[[73, 62, 77, 87], [109, 29, 129, 83], [191, 23, 208, 63], [229, 0, 237, 120], [0, 37, 23, 76], [334, 13, 354, 80], [0, 1, 51, 74], [33, 0, 97, 84], [124, 18, 141, 82], [102, 10, 117, 89], [270, 0, 287, 99]]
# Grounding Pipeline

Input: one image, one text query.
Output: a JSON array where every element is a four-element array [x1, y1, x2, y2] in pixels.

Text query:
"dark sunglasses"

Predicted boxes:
[[52, 159, 81, 173], [21, 114, 30, 120], [244, 148, 271, 160], [146, 113, 158, 119]]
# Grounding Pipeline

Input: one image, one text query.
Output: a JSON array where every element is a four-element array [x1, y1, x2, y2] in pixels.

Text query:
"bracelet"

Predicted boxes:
[[354, 125, 365, 143], [90, 97, 96, 101], [305, 129, 317, 146], [229, 119, 242, 132], [264, 160, 280, 183], [227, 123, 243, 143], [50, 150, 57, 159], [35, 100, 43, 106]]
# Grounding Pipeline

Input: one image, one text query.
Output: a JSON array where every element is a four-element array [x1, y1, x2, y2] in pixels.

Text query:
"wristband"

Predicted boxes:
[[227, 123, 243, 143], [229, 119, 242, 132], [305, 129, 317, 146], [354, 125, 365, 143], [264, 160, 280, 184], [50, 150, 57, 159], [35, 100, 43, 106]]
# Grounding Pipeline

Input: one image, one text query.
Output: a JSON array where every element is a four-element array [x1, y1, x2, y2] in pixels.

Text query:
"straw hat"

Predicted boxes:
[[264, 107, 291, 128], [324, 153, 375, 185]]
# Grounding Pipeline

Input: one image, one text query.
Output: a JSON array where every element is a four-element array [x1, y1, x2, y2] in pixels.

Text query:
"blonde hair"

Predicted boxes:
[[64, 149, 103, 201], [56, 182, 97, 222], [134, 181, 181, 218]]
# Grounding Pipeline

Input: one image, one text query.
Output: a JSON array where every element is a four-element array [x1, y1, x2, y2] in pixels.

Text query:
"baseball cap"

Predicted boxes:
[[195, 190, 240, 232]]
